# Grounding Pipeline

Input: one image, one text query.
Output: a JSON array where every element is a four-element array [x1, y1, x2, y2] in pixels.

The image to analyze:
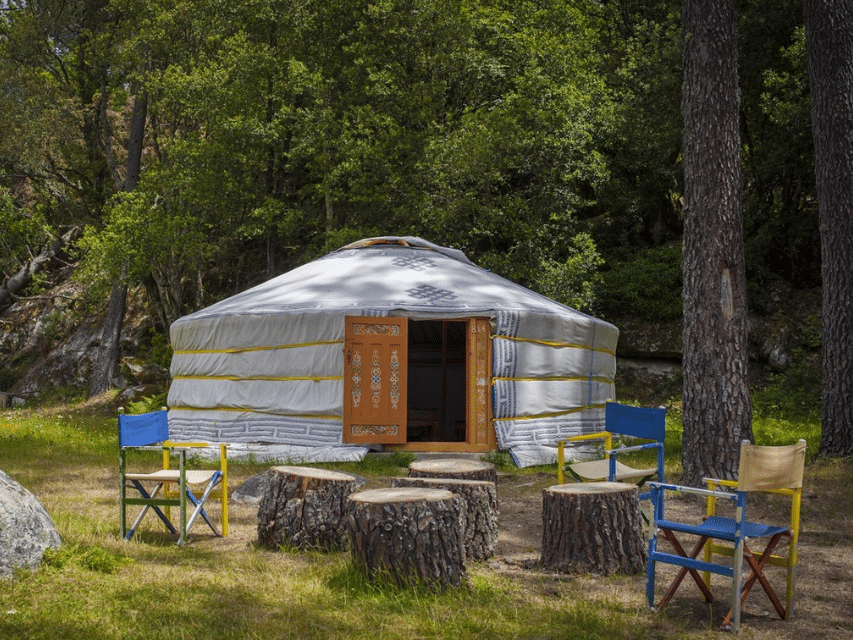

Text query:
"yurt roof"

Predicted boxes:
[[173, 236, 597, 324]]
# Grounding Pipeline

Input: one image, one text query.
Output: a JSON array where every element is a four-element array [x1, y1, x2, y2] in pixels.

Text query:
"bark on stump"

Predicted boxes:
[[257, 466, 356, 551], [391, 476, 498, 561], [541, 482, 647, 576], [347, 487, 467, 588], [408, 459, 498, 488]]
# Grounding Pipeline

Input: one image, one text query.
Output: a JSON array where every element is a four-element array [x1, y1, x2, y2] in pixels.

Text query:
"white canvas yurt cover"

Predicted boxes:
[[167, 237, 618, 466]]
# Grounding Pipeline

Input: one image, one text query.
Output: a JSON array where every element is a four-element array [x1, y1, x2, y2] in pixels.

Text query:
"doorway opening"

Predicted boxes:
[[406, 320, 467, 442]]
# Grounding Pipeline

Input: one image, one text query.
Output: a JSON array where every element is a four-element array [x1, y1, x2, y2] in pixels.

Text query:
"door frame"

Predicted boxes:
[[342, 315, 494, 453]]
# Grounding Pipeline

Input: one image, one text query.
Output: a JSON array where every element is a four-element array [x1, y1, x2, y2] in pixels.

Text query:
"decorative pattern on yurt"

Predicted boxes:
[[166, 237, 618, 466]]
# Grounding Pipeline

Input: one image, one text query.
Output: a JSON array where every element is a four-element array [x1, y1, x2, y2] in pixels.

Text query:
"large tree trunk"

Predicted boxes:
[[88, 276, 128, 397], [803, 0, 853, 457], [680, 0, 752, 485], [88, 89, 147, 399]]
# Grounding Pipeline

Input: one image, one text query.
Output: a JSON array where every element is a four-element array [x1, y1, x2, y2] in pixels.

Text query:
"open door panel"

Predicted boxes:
[[343, 316, 408, 444]]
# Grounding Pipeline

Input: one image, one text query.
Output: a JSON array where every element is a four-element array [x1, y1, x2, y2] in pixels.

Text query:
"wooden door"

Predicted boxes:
[[343, 316, 408, 444]]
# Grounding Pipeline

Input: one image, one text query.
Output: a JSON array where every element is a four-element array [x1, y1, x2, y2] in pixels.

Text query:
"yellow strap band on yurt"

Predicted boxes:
[[492, 403, 607, 422], [491, 334, 616, 356], [167, 406, 341, 420], [171, 375, 342, 382], [173, 339, 343, 355]]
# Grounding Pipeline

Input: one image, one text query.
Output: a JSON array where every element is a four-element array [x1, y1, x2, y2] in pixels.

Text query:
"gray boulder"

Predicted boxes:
[[0, 469, 61, 579]]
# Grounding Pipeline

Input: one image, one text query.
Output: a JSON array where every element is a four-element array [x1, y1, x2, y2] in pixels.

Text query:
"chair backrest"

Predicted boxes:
[[737, 440, 807, 492], [118, 409, 170, 448], [605, 401, 666, 443]]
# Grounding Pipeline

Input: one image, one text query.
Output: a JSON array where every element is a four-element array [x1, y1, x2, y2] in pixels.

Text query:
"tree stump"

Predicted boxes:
[[408, 458, 498, 488], [347, 487, 467, 588], [541, 482, 646, 576], [391, 476, 498, 561], [257, 466, 356, 551]]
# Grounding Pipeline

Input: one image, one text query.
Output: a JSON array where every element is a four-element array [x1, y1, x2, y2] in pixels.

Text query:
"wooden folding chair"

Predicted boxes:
[[556, 402, 666, 502], [646, 439, 806, 632], [118, 408, 228, 546]]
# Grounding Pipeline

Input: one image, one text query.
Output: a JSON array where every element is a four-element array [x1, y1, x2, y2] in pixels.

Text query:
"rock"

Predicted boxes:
[[0, 469, 61, 579], [120, 357, 169, 386], [116, 384, 162, 405], [232, 473, 270, 504]]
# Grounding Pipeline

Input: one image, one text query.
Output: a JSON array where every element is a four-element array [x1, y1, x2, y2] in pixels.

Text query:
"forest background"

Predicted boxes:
[[0, 0, 821, 421]]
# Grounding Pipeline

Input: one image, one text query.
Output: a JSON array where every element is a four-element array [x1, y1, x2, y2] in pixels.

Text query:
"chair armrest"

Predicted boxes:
[[648, 481, 739, 502], [606, 441, 664, 455], [165, 440, 228, 449], [558, 431, 610, 445], [704, 477, 737, 489]]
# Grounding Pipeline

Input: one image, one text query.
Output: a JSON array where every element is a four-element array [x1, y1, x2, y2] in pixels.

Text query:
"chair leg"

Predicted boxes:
[[184, 473, 223, 537], [654, 530, 716, 611], [125, 482, 178, 540], [720, 533, 789, 628], [177, 451, 188, 546]]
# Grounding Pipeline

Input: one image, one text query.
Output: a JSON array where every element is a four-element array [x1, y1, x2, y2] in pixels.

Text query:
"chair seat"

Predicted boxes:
[[698, 515, 790, 540], [568, 458, 657, 482], [659, 515, 790, 541], [125, 469, 219, 485]]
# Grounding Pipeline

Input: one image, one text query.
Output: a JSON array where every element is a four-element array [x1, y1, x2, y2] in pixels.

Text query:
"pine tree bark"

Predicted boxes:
[[803, 0, 853, 457], [680, 0, 752, 485]]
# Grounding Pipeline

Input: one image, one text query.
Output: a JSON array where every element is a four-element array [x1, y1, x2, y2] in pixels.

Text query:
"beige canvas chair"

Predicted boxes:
[[646, 439, 807, 632]]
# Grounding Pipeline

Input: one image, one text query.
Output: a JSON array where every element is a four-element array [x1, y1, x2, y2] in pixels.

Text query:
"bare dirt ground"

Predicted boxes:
[[487, 467, 852, 640]]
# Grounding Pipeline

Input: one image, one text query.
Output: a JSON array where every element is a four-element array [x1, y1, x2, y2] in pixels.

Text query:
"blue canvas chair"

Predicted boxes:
[[118, 408, 228, 545], [556, 402, 666, 502], [646, 439, 806, 632]]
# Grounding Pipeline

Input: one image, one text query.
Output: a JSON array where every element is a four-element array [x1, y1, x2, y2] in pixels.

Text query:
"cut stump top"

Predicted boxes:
[[349, 487, 455, 505], [408, 459, 494, 475], [269, 466, 356, 482], [545, 481, 637, 496]]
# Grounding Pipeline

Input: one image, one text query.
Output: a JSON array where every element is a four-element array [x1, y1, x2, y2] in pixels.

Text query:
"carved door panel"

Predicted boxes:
[[343, 317, 408, 444]]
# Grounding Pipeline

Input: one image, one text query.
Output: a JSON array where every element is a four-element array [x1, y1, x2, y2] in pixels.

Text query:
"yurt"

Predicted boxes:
[[166, 237, 618, 466]]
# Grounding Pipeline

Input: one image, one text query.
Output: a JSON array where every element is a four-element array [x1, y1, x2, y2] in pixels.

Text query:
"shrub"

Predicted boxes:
[[598, 245, 683, 320]]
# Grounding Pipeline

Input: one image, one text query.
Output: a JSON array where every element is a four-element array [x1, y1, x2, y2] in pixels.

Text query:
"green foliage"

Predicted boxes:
[[598, 245, 683, 320], [534, 232, 604, 313], [595, 5, 684, 246], [123, 394, 169, 415], [480, 449, 515, 472], [752, 349, 822, 422], [0, 185, 51, 277], [145, 329, 173, 370], [42, 545, 133, 574]]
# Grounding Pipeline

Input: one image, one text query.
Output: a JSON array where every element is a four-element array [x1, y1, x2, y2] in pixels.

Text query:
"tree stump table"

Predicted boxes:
[[347, 487, 467, 588], [541, 482, 646, 576], [257, 466, 356, 551], [408, 458, 498, 488], [391, 476, 498, 561]]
